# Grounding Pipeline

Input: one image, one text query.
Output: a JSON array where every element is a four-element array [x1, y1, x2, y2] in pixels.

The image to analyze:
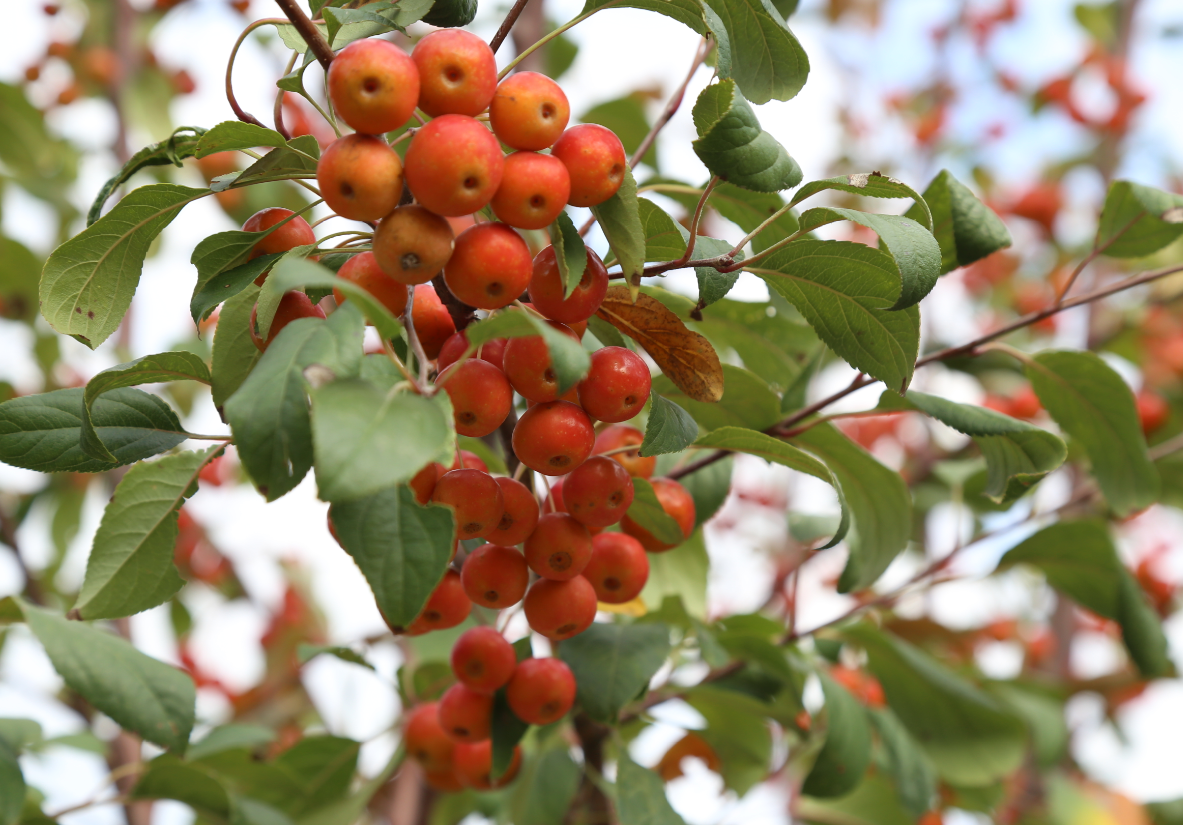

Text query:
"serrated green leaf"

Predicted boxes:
[[802, 671, 872, 797], [0, 738, 23, 825], [843, 624, 1027, 787], [638, 197, 688, 262], [75, 446, 221, 620], [20, 601, 195, 752], [798, 775, 914, 825], [653, 365, 780, 432], [580, 0, 707, 34], [868, 707, 937, 817], [626, 477, 689, 546], [893, 390, 1066, 504], [694, 426, 850, 548], [190, 224, 294, 325], [558, 622, 670, 722], [212, 284, 263, 410], [220, 136, 319, 191], [549, 212, 587, 299], [904, 170, 1011, 275], [0, 387, 187, 474], [997, 520, 1170, 678], [187, 725, 277, 760], [1027, 350, 1159, 516], [796, 207, 940, 310], [195, 121, 288, 158], [752, 240, 921, 392], [685, 686, 773, 794], [130, 755, 232, 817], [1096, 180, 1183, 258], [507, 745, 582, 825], [793, 422, 910, 592], [592, 164, 645, 293], [617, 751, 688, 825], [678, 455, 733, 528], [692, 80, 802, 193], [79, 352, 211, 462], [0, 237, 41, 325], [641, 392, 699, 457], [989, 684, 1067, 769], [791, 173, 932, 230], [40, 184, 208, 348], [327, 486, 454, 631], [296, 644, 374, 670], [697, 298, 818, 394], [86, 126, 204, 225], [641, 528, 709, 619], [587, 314, 628, 348], [700, 0, 809, 104], [192, 253, 282, 327], [225, 304, 364, 501], [311, 380, 451, 502], [490, 686, 530, 779]]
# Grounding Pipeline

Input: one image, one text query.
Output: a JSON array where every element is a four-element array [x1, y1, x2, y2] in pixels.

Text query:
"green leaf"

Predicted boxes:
[[694, 426, 850, 548], [490, 687, 530, 780], [868, 707, 937, 818], [843, 624, 1027, 787], [638, 197, 688, 262], [641, 392, 699, 457], [187, 725, 277, 760], [696, 297, 819, 393], [274, 736, 360, 813], [904, 170, 1011, 275], [700, 0, 809, 105], [310, 379, 452, 502], [130, 756, 231, 818], [798, 775, 914, 825], [587, 314, 628, 348], [549, 212, 588, 299], [40, 184, 208, 348], [192, 253, 282, 327], [558, 622, 671, 722], [86, 126, 204, 225], [225, 305, 364, 501], [626, 477, 688, 546], [507, 745, 582, 825], [678, 455, 733, 528], [794, 421, 910, 591], [0, 237, 41, 325], [1096, 180, 1183, 258], [221, 136, 319, 191], [327, 486, 455, 631], [790, 173, 933, 230], [616, 750, 688, 825], [296, 645, 374, 671], [892, 390, 1066, 504], [194, 121, 288, 158], [592, 164, 646, 293], [997, 520, 1171, 678], [20, 601, 195, 752], [580, 0, 707, 34], [692, 235, 745, 308], [641, 528, 709, 619], [802, 671, 872, 797], [0, 388, 186, 474], [79, 352, 211, 463], [796, 207, 941, 310], [466, 310, 590, 394], [692, 80, 802, 193], [190, 226, 287, 324], [0, 738, 23, 825], [653, 365, 780, 432], [685, 686, 773, 795], [1027, 350, 1159, 516], [752, 240, 921, 393], [422, 0, 478, 27], [211, 284, 263, 411], [1148, 799, 1183, 825], [266, 256, 404, 344], [989, 684, 1067, 769], [75, 446, 221, 620]]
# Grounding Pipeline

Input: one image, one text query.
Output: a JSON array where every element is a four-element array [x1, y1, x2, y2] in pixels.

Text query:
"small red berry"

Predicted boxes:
[[562, 456, 635, 528], [523, 576, 597, 640], [577, 347, 651, 423], [461, 544, 529, 609], [506, 657, 577, 725], [523, 513, 593, 581], [438, 683, 493, 743], [451, 627, 518, 694], [583, 532, 649, 604]]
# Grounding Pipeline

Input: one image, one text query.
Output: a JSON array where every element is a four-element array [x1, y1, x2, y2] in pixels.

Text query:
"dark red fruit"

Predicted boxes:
[[438, 683, 493, 743], [506, 657, 577, 725], [490, 477, 540, 546], [431, 469, 504, 540], [562, 456, 635, 528], [523, 513, 593, 581], [249, 291, 325, 351], [453, 740, 522, 790], [583, 532, 649, 604], [621, 477, 695, 552], [437, 330, 508, 371], [451, 627, 517, 694], [512, 401, 595, 476], [436, 359, 513, 438], [577, 347, 651, 423], [523, 576, 597, 640], [404, 701, 454, 771], [501, 321, 580, 403], [406, 569, 471, 634], [461, 544, 529, 609], [527, 246, 609, 325]]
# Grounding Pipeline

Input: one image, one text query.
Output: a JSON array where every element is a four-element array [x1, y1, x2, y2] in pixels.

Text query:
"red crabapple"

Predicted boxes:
[[594, 425, 656, 479], [523, 575, 597, 640], [527, 246, 609, 325], [453, 740, 522, 790], [406, 569, 471, 634], [431, 469, 504, 540], [489, 72, 570, 151], [450, 450, 489, 473], [461, 544, 529, 609], [489, 477, 540, 546], [436, 359, 513, 438], [550, 124, 626, 207], [437, 330, 508, 371], [621, 477, 695, 551], [562, 456, 635, 528], [327, 38, 419, 134], [583, 532, 649, 603], [506, 657, 577, 725], [451, 627, 517, 694], [404, 701, 454, 771], [512, 401, 595, 476], [373, 205, 455, 285], [242, 208, 315, 280], [404, 115, 503, 217], [442, 223, 533, 310], [411, 29, 497, 117], [409, 462, 442, 504], [577, 346, 651, 423], [333, 251, 408, 318], [501, 322, 580, 403], [523, 513, 593, 581], [317, 134, 403, 222], [438, 683, 493, 743], [249, 291, 325, 351], [490, 152, 571, 231], [410, 284, 456, 360]]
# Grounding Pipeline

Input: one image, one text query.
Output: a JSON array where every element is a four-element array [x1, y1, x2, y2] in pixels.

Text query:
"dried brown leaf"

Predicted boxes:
[[596, 286, 724, 403]]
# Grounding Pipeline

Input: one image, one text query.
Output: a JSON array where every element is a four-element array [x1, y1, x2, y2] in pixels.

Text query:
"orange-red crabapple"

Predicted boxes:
[[411, 29, 498, 117], [523, 513, 593, 581], [405, 569, 471, 634], [550, 124, 626, 207], [442, 223, 533, 310], [436, 359, 513, 438], [316, 134, 404, 222], [409, 462, 442, 505], [453, 740, 522, 790], [450, 626, 517, 694], [506, 657, 577, 725], [409, 283, 456, 360], [577, 346, 651, 423], [450, 450, 489, 473], [621, 477, 695, 552], [594, 425, 656, 479], [527, 246, 609, 324], [437, 330, 508, 371], [489, 71, 570, 151], [404, 701, 454, 771], [512, 400, 595, 476], [373, 205, 455, 285], [461, 544, 529, 609], [327, 38, 419, 135], [562, 456, 635, 528], [490, 151, 571, 231], [489, 477, 540, 546], [242, 208, 316, 285], [523, 575, 597, 640], [404, 115, 503, 217], [332, 251, 408, 318], [583, 532, 649, 603], [431, 469, 504, 540], [438, 683, 493, 743], [502, 322, 581, 403]]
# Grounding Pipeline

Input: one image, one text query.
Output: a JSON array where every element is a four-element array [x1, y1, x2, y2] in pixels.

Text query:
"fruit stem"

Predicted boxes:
[[272, 0, 335, 71], [404, 286, 434, 392], [226, 19, 288, 131], [489, 0, 534, 54]]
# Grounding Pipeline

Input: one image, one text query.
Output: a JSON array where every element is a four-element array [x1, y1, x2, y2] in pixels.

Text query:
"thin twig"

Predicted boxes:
[[273, 0, 335, 70], [226, 20, 284, 129], [681, 176, 719, 264], [489, 0, 534, 54], [629, 37, 709, 171], [403, 287, 432, 392]]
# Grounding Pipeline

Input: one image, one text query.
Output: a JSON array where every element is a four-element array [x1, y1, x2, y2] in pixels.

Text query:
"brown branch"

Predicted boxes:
[[489, 0, 534, 54], [431, 275, 477, 332], [273, 0, 335, 71], [566, 714, 615, 825], [629, 37, 709, 171], [668, 262, 1183, 482]]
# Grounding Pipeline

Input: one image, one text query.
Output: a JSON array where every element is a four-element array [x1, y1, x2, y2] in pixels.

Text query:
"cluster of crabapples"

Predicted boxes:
[[238, 28, 699, 791], [240, 27, 631, 350]]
